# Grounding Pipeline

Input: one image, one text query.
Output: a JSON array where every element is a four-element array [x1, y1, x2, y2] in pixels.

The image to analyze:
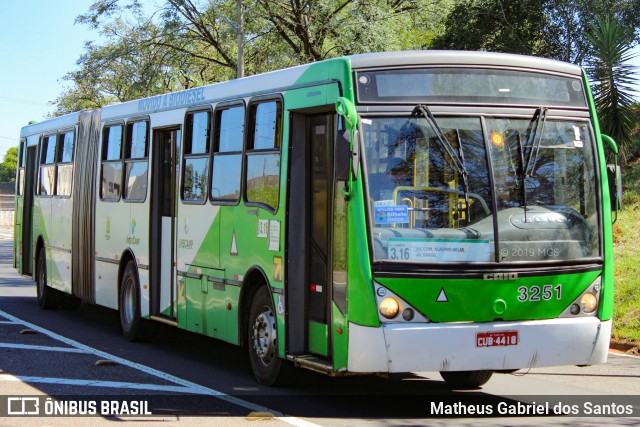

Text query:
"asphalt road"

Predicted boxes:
[[0, 237, 638, 426]]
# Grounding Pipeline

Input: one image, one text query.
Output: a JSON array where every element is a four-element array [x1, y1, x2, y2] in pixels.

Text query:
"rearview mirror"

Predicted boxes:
[[335, 128, 351, 182], [602, 134, 621, 222]]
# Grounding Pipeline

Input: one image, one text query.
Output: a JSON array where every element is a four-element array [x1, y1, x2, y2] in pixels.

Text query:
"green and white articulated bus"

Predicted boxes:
[[14, 51, 620, 387]]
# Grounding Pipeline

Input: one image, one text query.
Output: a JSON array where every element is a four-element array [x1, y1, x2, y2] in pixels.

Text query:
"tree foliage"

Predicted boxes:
[[586, 17, 639, 164], [0, 147, 18, 182], [432, 0, 640, 64], [53, 0, 453, 115]]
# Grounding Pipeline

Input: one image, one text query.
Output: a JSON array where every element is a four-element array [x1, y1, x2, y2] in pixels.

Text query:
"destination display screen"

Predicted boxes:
[[356, 68, 587, 107]]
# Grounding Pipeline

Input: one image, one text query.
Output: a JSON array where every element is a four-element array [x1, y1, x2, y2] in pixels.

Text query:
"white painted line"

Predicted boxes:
[[609, 351, 640, 359], [0, 374, 197, 394], [0, 309, 321, 427], [0, 343, 88, 353], [0, 320, 17, 324]]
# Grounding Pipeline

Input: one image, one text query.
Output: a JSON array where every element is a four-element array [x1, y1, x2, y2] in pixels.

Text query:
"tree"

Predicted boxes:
[[432, 0, 640, 64], [431, 0, 552, 56], [0, 147, 18, 182], [586, 17, 639, 164], [53, 0, 454, 114]]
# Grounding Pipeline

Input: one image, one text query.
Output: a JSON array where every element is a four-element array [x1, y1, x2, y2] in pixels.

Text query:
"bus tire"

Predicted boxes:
[[247, 286, 285, 386], [119, 261, 143, 342], [440, 370, 493, 389], [36, 249, 62, 309]]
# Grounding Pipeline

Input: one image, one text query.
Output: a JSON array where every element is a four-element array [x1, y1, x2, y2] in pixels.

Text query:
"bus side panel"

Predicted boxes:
[[583, 71, 614, 322], [176, 203, 220, 332], [94, 198, 129, 308], [94, 261, 119, 310], [14, 194, 22, 271], [34, 194, 52, 283], [50, 194, 74, 295], [129, 201, 150, 317]]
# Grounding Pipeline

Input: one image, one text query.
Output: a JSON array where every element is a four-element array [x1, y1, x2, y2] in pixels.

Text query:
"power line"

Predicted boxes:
[[0, 95, 50, 108]]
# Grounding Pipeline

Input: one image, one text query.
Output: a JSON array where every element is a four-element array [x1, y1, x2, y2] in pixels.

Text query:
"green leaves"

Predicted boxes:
[[586, 17, 638, 164], [0, 147, 18, 182]]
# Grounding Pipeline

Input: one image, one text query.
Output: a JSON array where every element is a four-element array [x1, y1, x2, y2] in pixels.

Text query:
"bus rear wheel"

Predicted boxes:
[[36, 249, 62, 309], [247, 286, 285, 386], [119, 261, 143, 341], [440, 370, 493, 389]]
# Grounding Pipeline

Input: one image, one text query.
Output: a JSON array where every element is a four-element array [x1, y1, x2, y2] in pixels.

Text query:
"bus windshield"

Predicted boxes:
[[362, 114, 600, 263]]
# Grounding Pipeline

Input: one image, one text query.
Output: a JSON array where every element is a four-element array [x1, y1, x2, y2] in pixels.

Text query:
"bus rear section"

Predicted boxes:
[[340, 52, 614, 387]]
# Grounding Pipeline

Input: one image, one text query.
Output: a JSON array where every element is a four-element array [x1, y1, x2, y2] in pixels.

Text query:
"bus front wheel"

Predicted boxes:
[[440, 370, 493, 389], [36, 249, 62, 309], [119, 261, 143, 341], [247, 286, 285, 386]]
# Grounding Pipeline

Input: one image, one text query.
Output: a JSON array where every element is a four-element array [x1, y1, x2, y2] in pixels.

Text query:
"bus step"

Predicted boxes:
[[287, 355, 337, 376], [149, 315, 178, 327]]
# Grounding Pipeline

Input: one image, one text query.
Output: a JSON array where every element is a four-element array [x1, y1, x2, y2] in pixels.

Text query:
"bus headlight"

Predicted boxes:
[[379, 297, 400, 319], [580, 293, 598, 313], [559, 277, 601, 317]]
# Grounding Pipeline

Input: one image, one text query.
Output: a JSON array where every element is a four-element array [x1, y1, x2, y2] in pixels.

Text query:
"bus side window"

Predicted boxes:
[[55, 131, 75, 197], [123, 121, 149, 201], [211, 104, 244, 203], [245, 99, 282, 211], [39, 134, 57, 196], [182, 110, 211, 202], [17, 139, 25, 196], [101, 124, 124, 201]]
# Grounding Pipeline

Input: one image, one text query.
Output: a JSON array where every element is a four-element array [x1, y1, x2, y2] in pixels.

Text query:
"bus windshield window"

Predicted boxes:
[[487, 118, 599, 261], [363, 117, 495, 263], [362, 116, 600, 263]]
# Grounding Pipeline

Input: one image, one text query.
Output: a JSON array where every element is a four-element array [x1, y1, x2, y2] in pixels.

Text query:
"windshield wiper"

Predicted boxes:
[[515, 131, 527, 210], [413, 105, 468, 178], [524, 107, 548, 177], [412, 104, 470, 223]]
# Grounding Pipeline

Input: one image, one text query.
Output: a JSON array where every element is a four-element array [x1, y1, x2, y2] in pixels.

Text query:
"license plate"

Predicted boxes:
[[476, 331, 518, 347]]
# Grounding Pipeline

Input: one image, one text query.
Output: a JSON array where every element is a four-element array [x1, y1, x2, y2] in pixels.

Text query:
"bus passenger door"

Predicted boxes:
[[150, 128, 179, 319], [288, 111, 336, 360], [21, 146, 37, 275]]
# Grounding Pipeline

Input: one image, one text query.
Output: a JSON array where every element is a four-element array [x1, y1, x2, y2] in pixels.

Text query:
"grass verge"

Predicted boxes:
[[612, 158, 640, 343]]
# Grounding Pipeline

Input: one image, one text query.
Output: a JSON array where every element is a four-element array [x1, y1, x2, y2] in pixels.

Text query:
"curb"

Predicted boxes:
[[610, 339, 640, 355]]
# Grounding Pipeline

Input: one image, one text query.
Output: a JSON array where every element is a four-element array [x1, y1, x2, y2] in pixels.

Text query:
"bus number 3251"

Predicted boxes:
[[517, 284, 562, 302]]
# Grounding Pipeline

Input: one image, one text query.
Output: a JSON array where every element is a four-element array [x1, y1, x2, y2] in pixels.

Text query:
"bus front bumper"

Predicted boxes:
[[347, 317, 611, 373]]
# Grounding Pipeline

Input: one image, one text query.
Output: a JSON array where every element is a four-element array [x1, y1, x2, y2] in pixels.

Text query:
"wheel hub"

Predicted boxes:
[[252, 308, 277, 366]]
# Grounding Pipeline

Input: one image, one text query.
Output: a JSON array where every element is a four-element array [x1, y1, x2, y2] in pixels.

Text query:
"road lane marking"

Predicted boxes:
[[609, 352, 640, 360], [0, 343, 88, 353], [0, 309, 321, 427], [0, 374, 199, 393], [0, 320, 17, 324]]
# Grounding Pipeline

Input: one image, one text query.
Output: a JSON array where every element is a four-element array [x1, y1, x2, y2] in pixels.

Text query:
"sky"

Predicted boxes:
[[1, 1, 640, 163]]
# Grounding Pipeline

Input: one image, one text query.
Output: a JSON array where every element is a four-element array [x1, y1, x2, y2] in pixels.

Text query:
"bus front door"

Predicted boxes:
[[150, 128, 179, 320], [288, 111, 336, 360]]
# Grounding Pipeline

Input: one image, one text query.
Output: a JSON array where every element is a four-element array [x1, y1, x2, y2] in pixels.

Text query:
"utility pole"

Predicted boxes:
[[211, 0, 244, 79], [237, 0, 244, 78]]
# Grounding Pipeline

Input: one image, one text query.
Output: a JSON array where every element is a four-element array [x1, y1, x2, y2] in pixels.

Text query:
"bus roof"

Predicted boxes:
[[19, 50, 583, 138], [348, 50, 582, 76], [20, 111, 83, 140]]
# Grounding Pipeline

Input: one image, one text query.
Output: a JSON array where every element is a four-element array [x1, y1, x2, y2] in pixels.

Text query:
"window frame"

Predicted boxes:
[[38, 133, 58, 197], [54, 128, 76, 198], [210, 100, 245, 206], [99, 121, 125, 202], [123, 118, 150, 203], [181, 106, 213, 205], [243, 96, 283, 213]]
